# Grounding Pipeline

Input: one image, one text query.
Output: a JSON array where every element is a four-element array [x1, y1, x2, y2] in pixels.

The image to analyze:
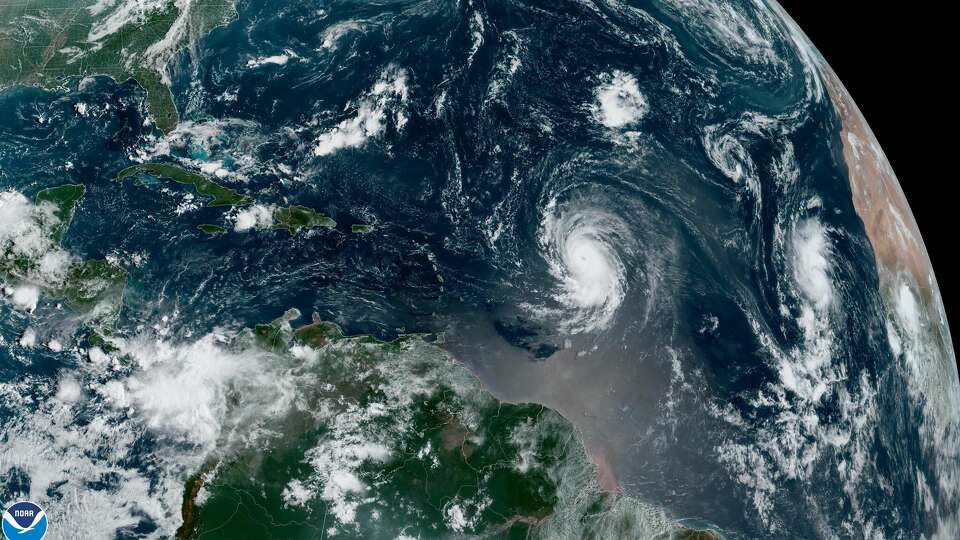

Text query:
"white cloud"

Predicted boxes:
[[107, 332, 295, 449], [8, 284, 40, 312], [320, 21, 364, 51], [304, 406, 392, 524], [282, 479, 314, 508], [1, 191, 56, 259], [234, 204, 275, 232], [56, 376, 83, 402], [88, 346, 110, 365], [534, 199, 632, 334], [0, 321, 309, 538], [791, 219, 833, 312], [246, 49, 299, 68], [38, 250, 74, 283], [19, 327, 37, 347], [0, 190, 77, 293], [712, 214, 884, 530], [87, 0, 169, 43], [658, 0, 780, 66], [445, 503, 469, 533], [592, 70, 647, 128], [313, 66, 409, 157]]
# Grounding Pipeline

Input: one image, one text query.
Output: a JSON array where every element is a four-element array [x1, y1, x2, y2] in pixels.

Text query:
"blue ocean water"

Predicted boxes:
[[1, 0, 953, 537]]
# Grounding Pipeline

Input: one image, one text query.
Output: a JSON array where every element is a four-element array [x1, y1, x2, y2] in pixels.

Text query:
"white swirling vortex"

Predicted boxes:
[[538, 199, 630, 334]]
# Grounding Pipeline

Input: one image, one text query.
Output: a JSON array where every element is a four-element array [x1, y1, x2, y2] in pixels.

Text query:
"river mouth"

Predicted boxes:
[[440, 303, 725, 505]]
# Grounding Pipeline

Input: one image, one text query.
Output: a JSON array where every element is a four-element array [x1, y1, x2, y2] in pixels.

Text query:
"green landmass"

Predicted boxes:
[[292, 312, 344, 347], [251, 308, 302, 352], [272, 205, 336, 234], [0, 184, 126, 328], [58, 258, 127, 317], [197, 223, 226, 235], [351, 223, 375, 234], [34, 183, 85, 242], [117, 163, 251, 207], [666, 529, 724, 540], [0, 0, 236, 133], [174, 309, 705, 539], [115, 164, 336, 237]]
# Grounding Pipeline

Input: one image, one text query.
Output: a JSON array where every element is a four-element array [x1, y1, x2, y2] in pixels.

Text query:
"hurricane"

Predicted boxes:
[[537, 195, 632, 334]]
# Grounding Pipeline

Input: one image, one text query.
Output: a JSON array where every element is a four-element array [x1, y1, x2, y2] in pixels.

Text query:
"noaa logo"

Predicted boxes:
[[2, 501, 47, 540]]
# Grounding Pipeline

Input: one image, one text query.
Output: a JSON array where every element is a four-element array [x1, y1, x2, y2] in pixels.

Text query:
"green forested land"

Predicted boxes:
[[117, 163, 252, 207], [0, 183, 126, 327], [117, 164, 340, 235], [0, 0, 235, 132], [272, 205, 336, 234], [176, 311, 576, 539], [35, 183, 84, 242], [176, 310, 725, 539], [197, 223, 226, 235]]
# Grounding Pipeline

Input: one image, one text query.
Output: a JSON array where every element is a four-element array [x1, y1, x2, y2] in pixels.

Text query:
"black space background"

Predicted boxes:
[[778, 3, 957, 359]]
